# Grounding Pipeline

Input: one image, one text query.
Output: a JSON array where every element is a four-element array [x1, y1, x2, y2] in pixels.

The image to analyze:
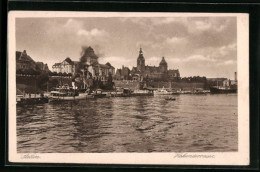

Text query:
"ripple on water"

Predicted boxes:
[[17, 94, 238, 153]]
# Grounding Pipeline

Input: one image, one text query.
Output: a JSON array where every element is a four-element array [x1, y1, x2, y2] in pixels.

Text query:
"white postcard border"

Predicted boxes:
[[8, 11, 249, 165]]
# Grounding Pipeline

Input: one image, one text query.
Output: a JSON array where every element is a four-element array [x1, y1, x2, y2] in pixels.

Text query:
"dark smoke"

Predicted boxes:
[[93, 45, 105, 58], [78, 45, 101, 72], [80, 45, 105, 61], [80, 46, 90, 63]]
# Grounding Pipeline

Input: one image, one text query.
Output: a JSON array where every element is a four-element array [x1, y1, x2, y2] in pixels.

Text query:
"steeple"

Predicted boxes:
[[160, 56, 167, 66], [138, 47, 144, 59], [139, 47, 143, 55], [137, 47, 145, 72], [159, 56, 168, 72]]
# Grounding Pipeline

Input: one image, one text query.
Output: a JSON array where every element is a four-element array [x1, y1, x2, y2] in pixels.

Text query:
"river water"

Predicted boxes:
[[17, 94, 238, 153]]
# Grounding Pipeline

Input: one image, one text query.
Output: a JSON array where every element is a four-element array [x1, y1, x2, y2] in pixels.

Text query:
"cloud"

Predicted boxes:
[[63, 18, 84, 32], [77, 28, 108, 37], [219, 43, 237, 56], [145, 56, 162, 66], [193, 20, 212, 31], [187, 17, 235, 34], [165, 57, 182, 63], [120, 18, 150, 28], [183, 55, 216, 62], [187, 17, 237, 48], [64, 18, 74, 27], [63, 19, 110, 44], [223, 60, 236, 65], [16, 17, 238, 79], [166, 37, 186, 44], [150, 17, 183, 25]]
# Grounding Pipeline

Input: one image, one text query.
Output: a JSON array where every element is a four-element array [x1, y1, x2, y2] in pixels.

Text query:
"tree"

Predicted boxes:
[[52, 72, 57, 76], [105, 72, 114, 90], [16, 69, 23, 75], [37, 73, 49, 90], [48, 71, 53, 76], [50, 79, 59, 88], [145, 74, 149, 82], [35, 70, 41, 75]]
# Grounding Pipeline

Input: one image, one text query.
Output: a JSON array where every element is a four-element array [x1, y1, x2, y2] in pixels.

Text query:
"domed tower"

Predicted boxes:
[[159, 56, 168, 73], [137, 48, 145, 72]]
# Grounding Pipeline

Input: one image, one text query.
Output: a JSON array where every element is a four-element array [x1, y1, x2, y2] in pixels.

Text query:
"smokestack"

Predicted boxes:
[[235, 72, 237, 81]]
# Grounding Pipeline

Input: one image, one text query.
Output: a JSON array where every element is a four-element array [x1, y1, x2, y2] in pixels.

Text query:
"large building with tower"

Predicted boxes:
[[52, 46, 115, 81], [129, 48, 180, 81], [52, 57, 79, 74]]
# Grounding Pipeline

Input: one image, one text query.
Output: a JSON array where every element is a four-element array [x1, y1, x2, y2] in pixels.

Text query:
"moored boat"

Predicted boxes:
[[49, 87, 93, 101], [209, 86, 237, 94], [154, 87, 174, 95], [91, 89, 107, 98]]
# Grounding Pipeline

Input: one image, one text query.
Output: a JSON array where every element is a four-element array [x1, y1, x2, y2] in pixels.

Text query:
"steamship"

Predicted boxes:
[[209, 72, 237, 94], [209, 86, 237, 94]]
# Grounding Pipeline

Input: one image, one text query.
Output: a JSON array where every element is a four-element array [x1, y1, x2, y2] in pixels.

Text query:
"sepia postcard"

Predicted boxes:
[[8, 11, 249, 165]]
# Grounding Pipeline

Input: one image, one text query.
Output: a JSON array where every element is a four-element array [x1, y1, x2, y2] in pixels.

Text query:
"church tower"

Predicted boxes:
[[159, 56, 168, 73], [137, 48, 145, 72]]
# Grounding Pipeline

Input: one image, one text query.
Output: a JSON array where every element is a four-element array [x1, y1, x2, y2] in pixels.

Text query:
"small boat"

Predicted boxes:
[[154, 87, 173, 95], [165, 97, 176, 101], [91, 89, 107, 98]]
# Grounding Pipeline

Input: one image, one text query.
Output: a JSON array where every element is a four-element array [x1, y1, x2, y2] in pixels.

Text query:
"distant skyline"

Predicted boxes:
[[16, 16, 237, 79]]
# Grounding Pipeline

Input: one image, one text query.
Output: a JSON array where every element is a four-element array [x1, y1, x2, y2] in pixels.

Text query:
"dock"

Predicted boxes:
[[16, 97, 49, 105]]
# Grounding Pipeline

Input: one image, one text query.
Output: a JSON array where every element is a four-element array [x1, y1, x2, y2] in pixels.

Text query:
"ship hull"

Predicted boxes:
[[209, 87, 237, 94], [49, 94, 94, 101]]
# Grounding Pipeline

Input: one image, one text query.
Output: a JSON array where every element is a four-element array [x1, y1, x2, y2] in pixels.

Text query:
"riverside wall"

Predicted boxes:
[[114, 80, 206, 90], [17, 75, 206, 93], [16, 75, 73, 93]]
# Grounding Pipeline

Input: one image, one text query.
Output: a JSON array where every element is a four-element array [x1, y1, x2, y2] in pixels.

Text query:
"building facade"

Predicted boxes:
[[115, 66, 131, 80], [130, 48, 180, 81], [52, 47, 115, 80], [80, 47, 115, 81], [16, 50, 36, 70], [16, 50, 49, 74], [36, 62, 49, 72], [87, 63, 115, 81], [52, 57, 79, 74]]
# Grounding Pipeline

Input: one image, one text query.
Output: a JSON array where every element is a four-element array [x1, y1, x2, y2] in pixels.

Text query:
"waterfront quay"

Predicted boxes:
[[16, 87, 212, 106], [16, 46, 237, 105]]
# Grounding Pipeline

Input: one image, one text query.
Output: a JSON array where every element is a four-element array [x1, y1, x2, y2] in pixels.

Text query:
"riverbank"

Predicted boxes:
[[114, 80, 207, 90]]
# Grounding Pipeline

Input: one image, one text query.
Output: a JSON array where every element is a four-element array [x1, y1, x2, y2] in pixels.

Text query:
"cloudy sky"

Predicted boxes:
[[16, 16, 237, 79]]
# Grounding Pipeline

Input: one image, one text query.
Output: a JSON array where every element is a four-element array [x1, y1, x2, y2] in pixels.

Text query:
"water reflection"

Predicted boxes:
[[17, 94, 238, 153]]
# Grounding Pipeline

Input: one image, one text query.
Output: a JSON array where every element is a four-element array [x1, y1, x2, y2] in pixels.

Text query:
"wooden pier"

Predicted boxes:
[[16, 97, 49, 105]]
